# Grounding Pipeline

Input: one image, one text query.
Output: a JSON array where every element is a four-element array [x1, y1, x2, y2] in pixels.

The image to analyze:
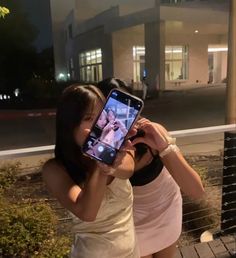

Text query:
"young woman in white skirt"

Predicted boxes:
[[97, 78, 205, 258], [130, 118, 205, 258]]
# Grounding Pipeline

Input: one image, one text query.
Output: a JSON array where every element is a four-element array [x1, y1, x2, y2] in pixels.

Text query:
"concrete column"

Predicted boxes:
[[159, 21, 166, 91], [226, 0, 236, 124], [52, 23, 68, 80], [144, 4, 165, 93], [102, 33, 114, 79], [213, 51, 222, 83]]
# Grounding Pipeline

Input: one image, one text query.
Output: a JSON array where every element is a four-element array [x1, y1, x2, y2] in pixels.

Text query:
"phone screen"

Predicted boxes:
[[82, 89, 143, 165]]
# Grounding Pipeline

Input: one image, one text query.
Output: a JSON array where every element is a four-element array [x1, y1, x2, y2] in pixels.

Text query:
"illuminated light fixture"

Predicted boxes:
[[165, 50, 182, 53], [14, 88, 20, 97], [133, 46, 145, 59], [58, 73, 65, 79], [194, 30, 199, 34], [0, 95, 2, 100], [208, 47, 228, 52], [3, 94, 7, 100]]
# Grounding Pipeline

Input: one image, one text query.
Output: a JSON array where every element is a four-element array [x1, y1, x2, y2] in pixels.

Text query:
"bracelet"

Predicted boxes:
[[165, 136, 176, 145], [159, 144, 179, 158]]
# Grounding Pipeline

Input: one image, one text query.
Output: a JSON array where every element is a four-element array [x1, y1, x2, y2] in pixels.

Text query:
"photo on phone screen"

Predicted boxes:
[[82, 89, 143, 165]]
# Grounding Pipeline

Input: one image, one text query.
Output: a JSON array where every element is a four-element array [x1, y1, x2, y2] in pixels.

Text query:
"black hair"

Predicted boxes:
[[96, 77, 132, 98], [54, 84, 105, 185]]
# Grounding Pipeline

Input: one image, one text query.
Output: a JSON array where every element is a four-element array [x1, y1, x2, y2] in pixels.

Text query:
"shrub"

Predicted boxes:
[[32, 236, 71, 258], [0, 162, 20, 192], [0, 197, 70, 257]]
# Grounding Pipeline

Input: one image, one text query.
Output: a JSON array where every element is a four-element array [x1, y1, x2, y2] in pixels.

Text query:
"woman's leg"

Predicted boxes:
[[153, 242, 177, 258]]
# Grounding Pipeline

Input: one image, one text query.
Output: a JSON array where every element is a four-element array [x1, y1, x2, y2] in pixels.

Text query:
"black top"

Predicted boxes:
[[129, 132, 164, 186]]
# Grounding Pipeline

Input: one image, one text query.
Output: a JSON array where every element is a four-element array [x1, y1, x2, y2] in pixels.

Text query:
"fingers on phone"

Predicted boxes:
[[97, 162, 115, 175]]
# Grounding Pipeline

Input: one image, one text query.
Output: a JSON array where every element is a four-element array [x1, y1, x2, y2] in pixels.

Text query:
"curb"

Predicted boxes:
[[0, 110, 56, 120]]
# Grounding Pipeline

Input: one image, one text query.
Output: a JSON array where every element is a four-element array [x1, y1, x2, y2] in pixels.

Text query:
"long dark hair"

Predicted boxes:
[[96, 77, 132, 97], [55, 84, 105, 185]]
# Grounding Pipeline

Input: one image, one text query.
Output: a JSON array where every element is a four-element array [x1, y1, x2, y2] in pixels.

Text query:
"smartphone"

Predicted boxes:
[[82, 89, 144, 165]]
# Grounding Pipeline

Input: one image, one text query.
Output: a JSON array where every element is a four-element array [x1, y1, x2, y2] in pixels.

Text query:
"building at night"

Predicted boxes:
[[50, 0, 230, 91]]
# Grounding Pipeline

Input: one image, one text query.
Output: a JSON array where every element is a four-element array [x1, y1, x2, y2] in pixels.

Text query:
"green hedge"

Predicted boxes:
[[0, 198, 70, 257], [0, 163, 71, 257]]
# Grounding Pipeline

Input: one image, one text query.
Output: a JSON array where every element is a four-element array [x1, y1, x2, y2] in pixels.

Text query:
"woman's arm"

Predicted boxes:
[[160, 147, 205, 199], [100, 121, 114, 141], [109, 150, 135, 179], [132, 119, 205, 199], [42, 159, 109, 222], [98, 143, 135, 179], [115, 120, 128, 135]]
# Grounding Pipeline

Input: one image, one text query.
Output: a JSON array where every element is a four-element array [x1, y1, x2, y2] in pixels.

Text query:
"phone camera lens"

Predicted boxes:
[[98, 145, 104, 153]]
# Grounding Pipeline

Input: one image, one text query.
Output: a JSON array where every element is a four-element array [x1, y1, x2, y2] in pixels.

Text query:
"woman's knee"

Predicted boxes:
[[153, 242, 177, 258]]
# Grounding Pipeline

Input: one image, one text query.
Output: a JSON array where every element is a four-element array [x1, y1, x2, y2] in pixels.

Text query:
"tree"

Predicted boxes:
[[0, 6, 9, 18], [0, 1, 38, 94], [35, 47, 55, 81]]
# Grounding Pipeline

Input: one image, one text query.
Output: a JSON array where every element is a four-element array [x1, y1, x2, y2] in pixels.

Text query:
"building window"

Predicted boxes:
[[68, 58, 74, 80], [64, 30, 68, 42], [161, 0, 183, 3], [165, 46, 188, 81], [68, 24, 72, 39], [79, 49, 102, 82], [133, 46, 145, 82], [133, 45, 188, 82]]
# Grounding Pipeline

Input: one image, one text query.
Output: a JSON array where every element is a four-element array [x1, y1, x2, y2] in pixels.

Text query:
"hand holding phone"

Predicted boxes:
[[82, 89, 144, 165]]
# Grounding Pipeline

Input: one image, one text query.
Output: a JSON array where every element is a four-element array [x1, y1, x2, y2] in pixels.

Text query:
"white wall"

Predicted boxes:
[[112, 25, 144, 84], [221, 51, 228, 81], [166, 34, 227, 85], [112, 26, 227, 86]]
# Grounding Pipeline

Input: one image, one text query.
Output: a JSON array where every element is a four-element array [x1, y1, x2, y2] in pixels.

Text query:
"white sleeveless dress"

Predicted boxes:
[[70, 178, 140, 258]]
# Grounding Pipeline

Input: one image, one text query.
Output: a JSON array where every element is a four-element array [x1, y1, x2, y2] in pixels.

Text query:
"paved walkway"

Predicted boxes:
[[175, 235, 236, 258], [165, 83, 225, 92]]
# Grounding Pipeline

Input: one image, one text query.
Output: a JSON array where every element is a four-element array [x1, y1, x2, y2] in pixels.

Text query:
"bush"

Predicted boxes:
[[0, 162, 20, 192], [0, 163, 71, 257], [0, 197, 70, 257], [32, 236, 71, 258]]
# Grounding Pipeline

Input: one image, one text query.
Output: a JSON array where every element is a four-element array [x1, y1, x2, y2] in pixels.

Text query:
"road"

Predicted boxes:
[[142, 85, 225, 130], [0, 85, 226, 152]]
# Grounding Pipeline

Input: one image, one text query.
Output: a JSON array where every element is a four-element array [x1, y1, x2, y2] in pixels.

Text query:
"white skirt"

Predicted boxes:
[[133, 167, 182, 256]]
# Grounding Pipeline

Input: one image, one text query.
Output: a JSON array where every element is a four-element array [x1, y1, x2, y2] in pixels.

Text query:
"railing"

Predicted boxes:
[[1, 124, 236, 246]]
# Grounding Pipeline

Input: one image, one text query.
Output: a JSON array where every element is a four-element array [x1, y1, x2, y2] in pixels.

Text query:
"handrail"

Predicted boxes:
[[170, 124, 236, 138], [0, 145, 54, 159], [0, 124, 235, 159]]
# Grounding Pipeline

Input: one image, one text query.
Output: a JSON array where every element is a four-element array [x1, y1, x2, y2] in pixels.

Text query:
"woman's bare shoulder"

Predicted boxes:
[[42, 158, 67, 179], [43, 158, 60, 169], [42, 158, 76, 196]]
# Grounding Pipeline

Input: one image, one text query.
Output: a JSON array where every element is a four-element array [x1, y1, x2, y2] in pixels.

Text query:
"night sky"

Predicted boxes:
[[20, 0, 151, 53], [20, 0, 53, 52]]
